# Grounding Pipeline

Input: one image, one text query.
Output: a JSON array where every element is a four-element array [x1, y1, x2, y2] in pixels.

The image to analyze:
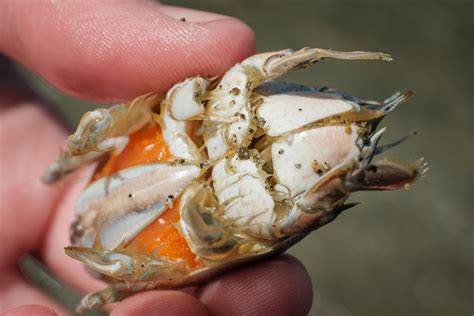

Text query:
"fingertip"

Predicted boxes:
[[110, 290, 208, 316], [199, 255, 313, 316], [1, 1, 256, 102], [3, 305, 58, 316], [202, 17, 256, 69]]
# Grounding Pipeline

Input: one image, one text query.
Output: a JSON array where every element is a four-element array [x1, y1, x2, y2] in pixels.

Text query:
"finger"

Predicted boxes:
[[110, 291, 208, 316], [0, 89, 106, 294], [1, 1, 255, 102], [0, 101, 67, 271], [198, 255, 313, 316], [3, 305, 58, 316], [41, 165, 108, 294]]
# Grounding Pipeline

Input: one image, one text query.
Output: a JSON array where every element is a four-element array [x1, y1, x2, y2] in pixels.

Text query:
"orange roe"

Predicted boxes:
[[93, 121, 201, 268], [93, 122, 171, 180], [127, 200, 202, 268]]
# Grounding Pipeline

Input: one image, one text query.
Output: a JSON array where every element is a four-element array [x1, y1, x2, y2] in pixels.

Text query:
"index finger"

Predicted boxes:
[[0, 1, 255, 102]]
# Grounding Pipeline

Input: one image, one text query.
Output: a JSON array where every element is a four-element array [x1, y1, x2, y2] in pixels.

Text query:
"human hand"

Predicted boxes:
[[0, 1, 313, 315]]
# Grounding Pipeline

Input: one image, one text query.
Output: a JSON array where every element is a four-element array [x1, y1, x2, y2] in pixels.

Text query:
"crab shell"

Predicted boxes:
[[43, 47, 424, 312]]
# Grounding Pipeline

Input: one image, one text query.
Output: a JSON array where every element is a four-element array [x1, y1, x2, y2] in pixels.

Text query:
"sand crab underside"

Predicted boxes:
[[44, 47, 425, 312]]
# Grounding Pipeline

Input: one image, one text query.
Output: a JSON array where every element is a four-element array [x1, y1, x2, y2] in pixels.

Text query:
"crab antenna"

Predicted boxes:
[[375, 130, 418, 155]]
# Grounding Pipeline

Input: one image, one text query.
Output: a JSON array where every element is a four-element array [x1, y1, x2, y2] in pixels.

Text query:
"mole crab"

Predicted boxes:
[[44, 47, 425, 312]]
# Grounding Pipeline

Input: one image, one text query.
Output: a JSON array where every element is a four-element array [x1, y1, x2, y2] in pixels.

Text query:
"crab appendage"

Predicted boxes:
[[180, 182, 238, 261], [219, 47, 393, 95], [162, 77, 208, 122], [279, 158, 420, 236], [42, 93, 160, 184], [76, 283, 144, 313], [42, 150, 106, 184], [158, 77, 208, 161], [260, 47, 392, 80], [67, 93, 159, 156], [65, 245, 190, 282]]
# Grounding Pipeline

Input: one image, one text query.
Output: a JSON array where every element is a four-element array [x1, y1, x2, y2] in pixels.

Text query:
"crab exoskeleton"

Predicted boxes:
[[43, 47, 426, 312]]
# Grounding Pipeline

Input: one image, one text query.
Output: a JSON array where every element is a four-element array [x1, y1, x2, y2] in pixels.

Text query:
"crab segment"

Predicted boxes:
[[65, 245, 189, 283]]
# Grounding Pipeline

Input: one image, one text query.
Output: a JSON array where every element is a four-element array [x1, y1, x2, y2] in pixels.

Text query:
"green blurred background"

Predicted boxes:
[[9, 0, 473, 315]]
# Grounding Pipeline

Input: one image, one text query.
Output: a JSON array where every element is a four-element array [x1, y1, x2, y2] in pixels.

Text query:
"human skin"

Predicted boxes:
[[0, 1, 313, 315]]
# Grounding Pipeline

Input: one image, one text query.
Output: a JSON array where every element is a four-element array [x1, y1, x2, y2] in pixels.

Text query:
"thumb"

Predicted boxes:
[[0, 1, 255, 102]]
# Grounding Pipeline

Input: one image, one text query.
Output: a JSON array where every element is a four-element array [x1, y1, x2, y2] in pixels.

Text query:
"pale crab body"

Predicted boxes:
[[44, 48, 424, 312]]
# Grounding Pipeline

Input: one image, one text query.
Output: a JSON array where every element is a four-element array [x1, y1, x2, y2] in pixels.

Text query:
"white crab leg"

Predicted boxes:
[[168, 77, 208, 121], [73, 163, 201, 250], [158, 77, 207, 160]]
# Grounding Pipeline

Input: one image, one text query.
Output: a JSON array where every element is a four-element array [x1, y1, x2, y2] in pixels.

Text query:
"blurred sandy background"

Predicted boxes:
[[8, 0, 473, 315]]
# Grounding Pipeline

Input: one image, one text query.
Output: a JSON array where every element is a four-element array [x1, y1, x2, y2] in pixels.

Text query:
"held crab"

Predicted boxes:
[[43, 47, 425, 312]]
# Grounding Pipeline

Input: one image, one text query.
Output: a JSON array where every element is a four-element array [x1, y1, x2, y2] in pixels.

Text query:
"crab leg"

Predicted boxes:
[[43, 93, 160, 183], [66, 93, 159, 155], [218, 47, 392, 90], [75, 283, 149, 313], [157, 77, 208, 161], [260, 47, 391, 80], [180, 182, 238, 261], [42, 150, 105, 184], [65, 246, 188, 282]]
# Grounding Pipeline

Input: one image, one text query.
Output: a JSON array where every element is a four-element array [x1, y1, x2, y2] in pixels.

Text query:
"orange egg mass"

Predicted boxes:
[[93, 121, 171, 180], [93, 121, 201, 268]]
